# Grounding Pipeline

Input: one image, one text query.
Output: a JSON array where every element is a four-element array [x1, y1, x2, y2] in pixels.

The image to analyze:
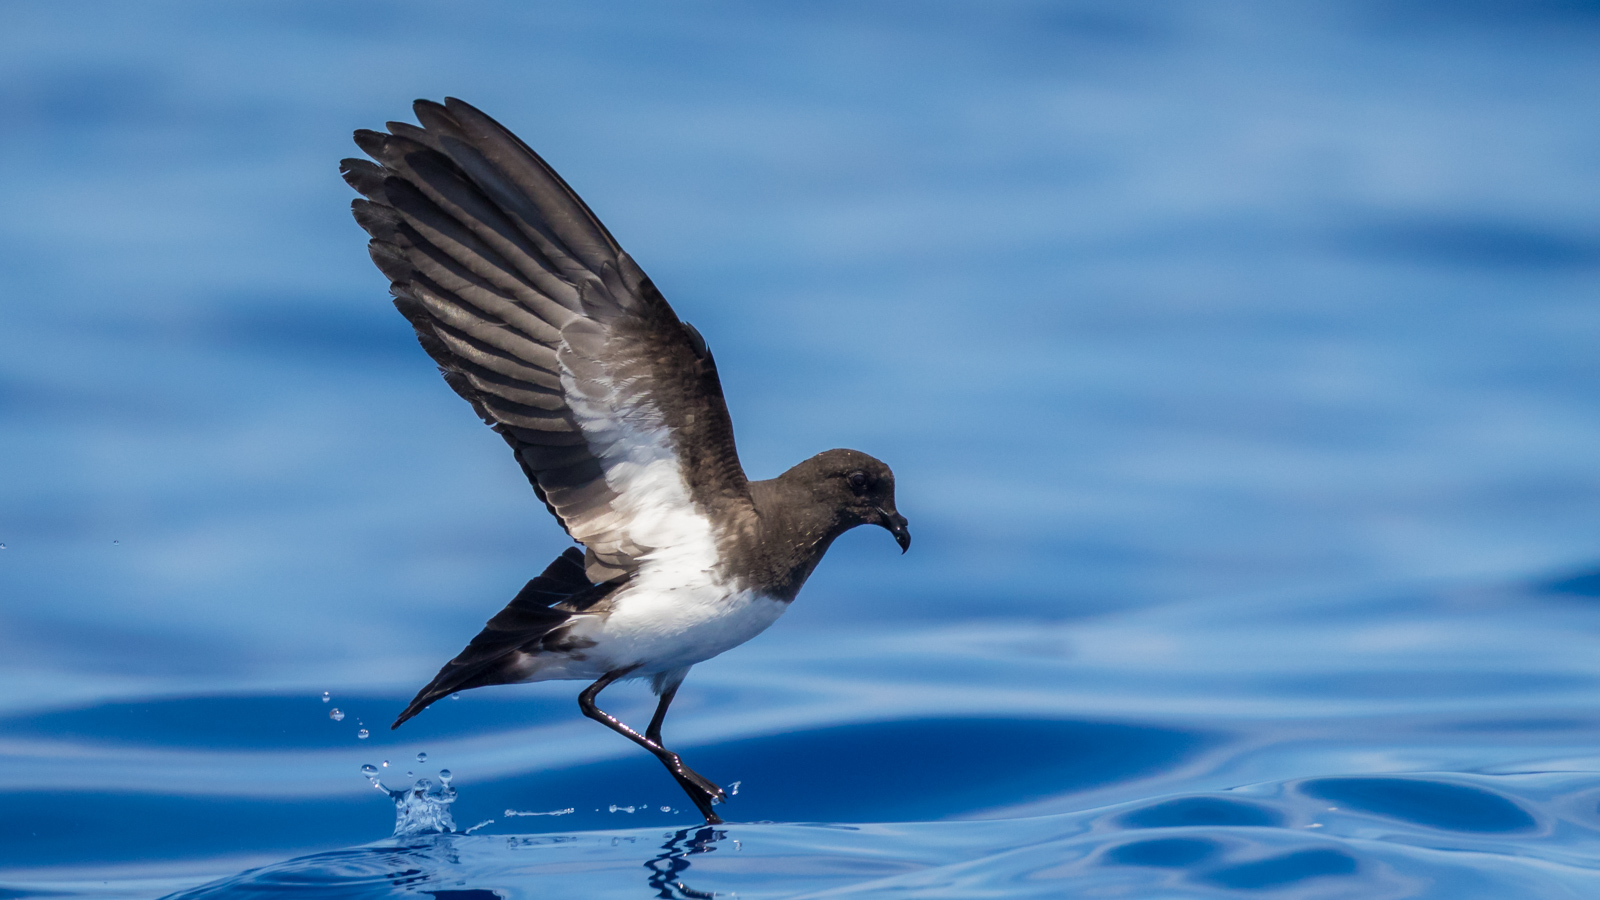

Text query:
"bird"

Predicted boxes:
[[340, 98, 910, 824]]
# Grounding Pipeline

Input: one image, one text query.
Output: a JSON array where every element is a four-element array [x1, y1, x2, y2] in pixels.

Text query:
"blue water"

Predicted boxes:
[[4, 2, 1600, 897]]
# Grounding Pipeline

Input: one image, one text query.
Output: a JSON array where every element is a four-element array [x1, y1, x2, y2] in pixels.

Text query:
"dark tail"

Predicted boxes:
[[392, 547, 595, 728]]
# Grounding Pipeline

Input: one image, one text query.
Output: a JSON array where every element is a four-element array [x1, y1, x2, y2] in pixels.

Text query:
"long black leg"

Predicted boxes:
[[646, 681, 679, 745], [645, 683, 726, 813], [579, 669, 726, 824]]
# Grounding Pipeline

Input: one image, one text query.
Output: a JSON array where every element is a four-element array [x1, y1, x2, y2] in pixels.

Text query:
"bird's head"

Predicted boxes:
[[796, 448, 910, 552]]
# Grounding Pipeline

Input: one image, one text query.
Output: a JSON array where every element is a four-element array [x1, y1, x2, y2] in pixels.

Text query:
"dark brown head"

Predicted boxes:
[[783, 448, 910, 552]]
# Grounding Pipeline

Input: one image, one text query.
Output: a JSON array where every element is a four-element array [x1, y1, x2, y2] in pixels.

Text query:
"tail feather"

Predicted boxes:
[[392, 546, 609, 728]]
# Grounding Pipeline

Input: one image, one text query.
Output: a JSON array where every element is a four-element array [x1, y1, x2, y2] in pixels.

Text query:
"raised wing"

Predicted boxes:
[[342, 98, 751, 582]]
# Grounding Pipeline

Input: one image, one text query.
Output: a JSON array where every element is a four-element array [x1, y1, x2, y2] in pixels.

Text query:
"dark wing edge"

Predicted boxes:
[[342, 98, 750, 584], [392, 547, 623, 728]]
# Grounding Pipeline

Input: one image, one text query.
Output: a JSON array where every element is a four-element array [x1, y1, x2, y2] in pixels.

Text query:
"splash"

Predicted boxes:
[[362, 764, 457, 837], [504, 807, 575, 817]]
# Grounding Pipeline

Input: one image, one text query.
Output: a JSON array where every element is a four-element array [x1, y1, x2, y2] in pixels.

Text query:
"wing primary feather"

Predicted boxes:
[[534, 458, 607, 489], [403, 149, 584, 297], [405, 283, 562, 372], [384, 178, 585, 316], [407, 268, 563, 346], [500, 424, 591, 446], [385, 120, 444, 152], [366, 240, 415, 284], [429, 322, 564, 388], [353, 202, 404, 242], [516, 443, 594, 469], [405, 243, 566, 343], [349, 101, 756, 582], [409, 98, 593, 276], [459, 368, 565, 410], [372, 137, 590, 313], [440, 98, 624, 272], [434, 136, 616, 301], [340, 158, 389, 200], [476, 393, 577, 431]]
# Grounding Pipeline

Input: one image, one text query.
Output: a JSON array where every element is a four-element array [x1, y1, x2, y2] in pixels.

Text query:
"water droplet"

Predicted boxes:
[[322, 691, 330, 703], [112, 540, 119, 545], [381, 760, 389, 768], [361, 764, 378, 776], [357, 729, 370, 739], [0, 543, 7, 550], [406, 771, 414, 778], [449, 693, 461, 700], [328, 708, 345, 721], [729, 780, 741, 796], [386, 775, 457, 838], [439, 769, 452, 783], [416, 751, 427, 762]]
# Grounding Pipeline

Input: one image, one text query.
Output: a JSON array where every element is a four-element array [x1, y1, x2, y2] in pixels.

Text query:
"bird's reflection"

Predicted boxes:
[[644, 826, 726, 899]]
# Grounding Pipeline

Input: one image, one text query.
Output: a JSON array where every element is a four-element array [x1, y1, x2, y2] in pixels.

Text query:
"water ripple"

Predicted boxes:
[[159, 770, 1600, 899]]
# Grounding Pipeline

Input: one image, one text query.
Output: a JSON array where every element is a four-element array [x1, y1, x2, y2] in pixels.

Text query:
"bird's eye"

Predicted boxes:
[[847, 471, 869, 492]]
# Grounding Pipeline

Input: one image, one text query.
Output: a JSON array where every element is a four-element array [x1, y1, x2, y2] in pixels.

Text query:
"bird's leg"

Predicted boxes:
[[644, 682, 676, 745], [579, 670, 726, 824], [646, 683, 726, 806]]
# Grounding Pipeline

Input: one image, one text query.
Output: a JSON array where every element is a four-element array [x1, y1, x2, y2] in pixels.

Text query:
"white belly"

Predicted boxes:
[[529, 582, 788, 683]]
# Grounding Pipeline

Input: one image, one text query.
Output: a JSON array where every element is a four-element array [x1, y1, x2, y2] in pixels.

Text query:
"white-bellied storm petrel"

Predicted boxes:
[[341, 99, 910, 823]]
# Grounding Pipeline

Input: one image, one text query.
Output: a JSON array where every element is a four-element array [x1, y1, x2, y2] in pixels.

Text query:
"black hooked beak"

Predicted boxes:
[[876, 507, 911, 553]]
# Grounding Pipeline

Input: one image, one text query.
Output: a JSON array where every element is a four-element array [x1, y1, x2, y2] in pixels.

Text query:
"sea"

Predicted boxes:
[[3, 2, 1600, 897]]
